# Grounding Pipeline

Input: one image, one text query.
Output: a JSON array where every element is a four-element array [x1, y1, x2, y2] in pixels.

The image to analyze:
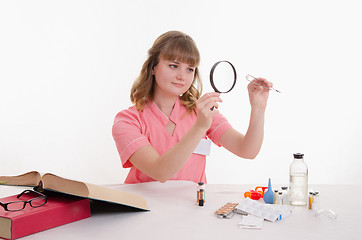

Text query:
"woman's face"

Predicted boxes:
[[153, 57, 196, 98]]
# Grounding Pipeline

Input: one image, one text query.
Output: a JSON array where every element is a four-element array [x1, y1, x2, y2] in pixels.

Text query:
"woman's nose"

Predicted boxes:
[[176, 69, 186, 81]]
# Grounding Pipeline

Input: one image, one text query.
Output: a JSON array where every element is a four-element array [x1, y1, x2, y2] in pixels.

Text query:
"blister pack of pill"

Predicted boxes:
[[236, 198, 291, 222], [215, 202, 239, 218]]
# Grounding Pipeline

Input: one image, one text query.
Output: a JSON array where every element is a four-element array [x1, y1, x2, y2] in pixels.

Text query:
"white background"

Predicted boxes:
[[1, 0, 361, 185]]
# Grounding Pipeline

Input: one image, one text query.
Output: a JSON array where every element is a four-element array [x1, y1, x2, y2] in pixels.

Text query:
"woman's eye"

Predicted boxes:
[[169, 65, 177, 69], [187, 68, 195, 72]]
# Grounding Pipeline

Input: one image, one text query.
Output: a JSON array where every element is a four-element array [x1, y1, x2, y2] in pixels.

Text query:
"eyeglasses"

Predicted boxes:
[[0, 190, 47, 212], [246, 74, 281, 93]]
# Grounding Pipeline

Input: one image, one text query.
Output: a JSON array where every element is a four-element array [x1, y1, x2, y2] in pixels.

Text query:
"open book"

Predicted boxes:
[[0, 171, 149, 211]]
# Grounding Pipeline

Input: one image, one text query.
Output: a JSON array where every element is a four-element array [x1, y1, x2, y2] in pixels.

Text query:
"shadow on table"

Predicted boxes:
[[90, 200, 148, 215]]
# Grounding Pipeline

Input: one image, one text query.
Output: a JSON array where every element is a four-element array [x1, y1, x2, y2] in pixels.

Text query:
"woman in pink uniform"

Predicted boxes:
[[112, 31, 273, 184]]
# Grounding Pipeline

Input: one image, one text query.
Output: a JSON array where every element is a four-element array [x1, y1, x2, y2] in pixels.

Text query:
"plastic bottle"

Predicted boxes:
[[289, 153, 308, 206], [197, 182, 205, 206]]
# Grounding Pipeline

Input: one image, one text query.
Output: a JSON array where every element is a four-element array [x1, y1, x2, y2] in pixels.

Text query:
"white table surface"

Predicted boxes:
[[1, 181, 361, 240]]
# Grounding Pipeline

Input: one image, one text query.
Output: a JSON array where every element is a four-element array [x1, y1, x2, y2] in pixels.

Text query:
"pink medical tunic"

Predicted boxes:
[[112, 97, 232, 184]]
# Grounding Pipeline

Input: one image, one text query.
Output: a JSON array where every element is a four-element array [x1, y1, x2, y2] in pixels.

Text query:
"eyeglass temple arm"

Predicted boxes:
[[17, 189, 46, 199]]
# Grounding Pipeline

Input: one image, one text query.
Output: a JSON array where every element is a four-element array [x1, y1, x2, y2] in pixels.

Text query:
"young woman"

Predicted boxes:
[[112, 31, 273, 184]]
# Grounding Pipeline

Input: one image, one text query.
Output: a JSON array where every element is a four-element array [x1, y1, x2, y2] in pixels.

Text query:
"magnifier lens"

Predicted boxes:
[[212, 62, 235, 93], [210, 61, 237, 93]]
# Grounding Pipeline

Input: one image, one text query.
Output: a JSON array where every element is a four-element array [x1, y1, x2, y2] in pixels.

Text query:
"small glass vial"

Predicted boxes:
[[309, 192, 314, 210], [273, 190, 279, 204], [197, 182, 205, 206], [312, 192, 319, 211], [289, 153, 308, 206], [281, 186, 289, 205], [278, 191, 283, 205]]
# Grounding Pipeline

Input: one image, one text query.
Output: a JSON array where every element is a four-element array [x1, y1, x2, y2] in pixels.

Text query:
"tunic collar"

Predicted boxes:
[[150, 97, 183, 126]]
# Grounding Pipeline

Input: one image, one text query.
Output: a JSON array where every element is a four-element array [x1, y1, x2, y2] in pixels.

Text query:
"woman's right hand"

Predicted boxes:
[[194, 92, 223, 132]]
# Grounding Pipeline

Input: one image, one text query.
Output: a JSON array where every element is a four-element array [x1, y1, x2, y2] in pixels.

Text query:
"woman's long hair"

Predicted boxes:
[[130, 31, 202, 111]]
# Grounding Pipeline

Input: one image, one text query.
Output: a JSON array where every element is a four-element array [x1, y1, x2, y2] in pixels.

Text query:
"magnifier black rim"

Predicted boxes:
[[209, 60, 237, 93]]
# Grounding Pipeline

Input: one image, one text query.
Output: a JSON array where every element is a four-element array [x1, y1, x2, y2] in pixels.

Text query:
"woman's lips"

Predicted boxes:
[[172, 83, 184, 88]]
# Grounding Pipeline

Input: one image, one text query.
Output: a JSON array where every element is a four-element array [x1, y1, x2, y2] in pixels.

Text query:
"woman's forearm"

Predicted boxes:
[[240, 108, 265, 158]]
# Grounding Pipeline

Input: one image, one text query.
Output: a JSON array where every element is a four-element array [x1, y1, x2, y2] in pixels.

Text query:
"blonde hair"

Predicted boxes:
[[130, 31, 202, 111]]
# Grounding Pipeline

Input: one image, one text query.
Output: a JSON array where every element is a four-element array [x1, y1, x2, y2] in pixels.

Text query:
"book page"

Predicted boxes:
[[0, 171, 41, 186], [0, 217, 11, 240], [41, 173, 89, 197], [86, 183, 149, 210], [41, 173, 149, 211]]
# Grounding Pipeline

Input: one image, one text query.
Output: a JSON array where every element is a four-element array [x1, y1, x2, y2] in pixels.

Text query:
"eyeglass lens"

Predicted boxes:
[[6, 201, 27, 211]]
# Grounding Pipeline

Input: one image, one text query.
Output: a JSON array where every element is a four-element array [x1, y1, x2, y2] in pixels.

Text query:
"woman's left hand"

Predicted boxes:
[[247, 77, 273, 110]]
